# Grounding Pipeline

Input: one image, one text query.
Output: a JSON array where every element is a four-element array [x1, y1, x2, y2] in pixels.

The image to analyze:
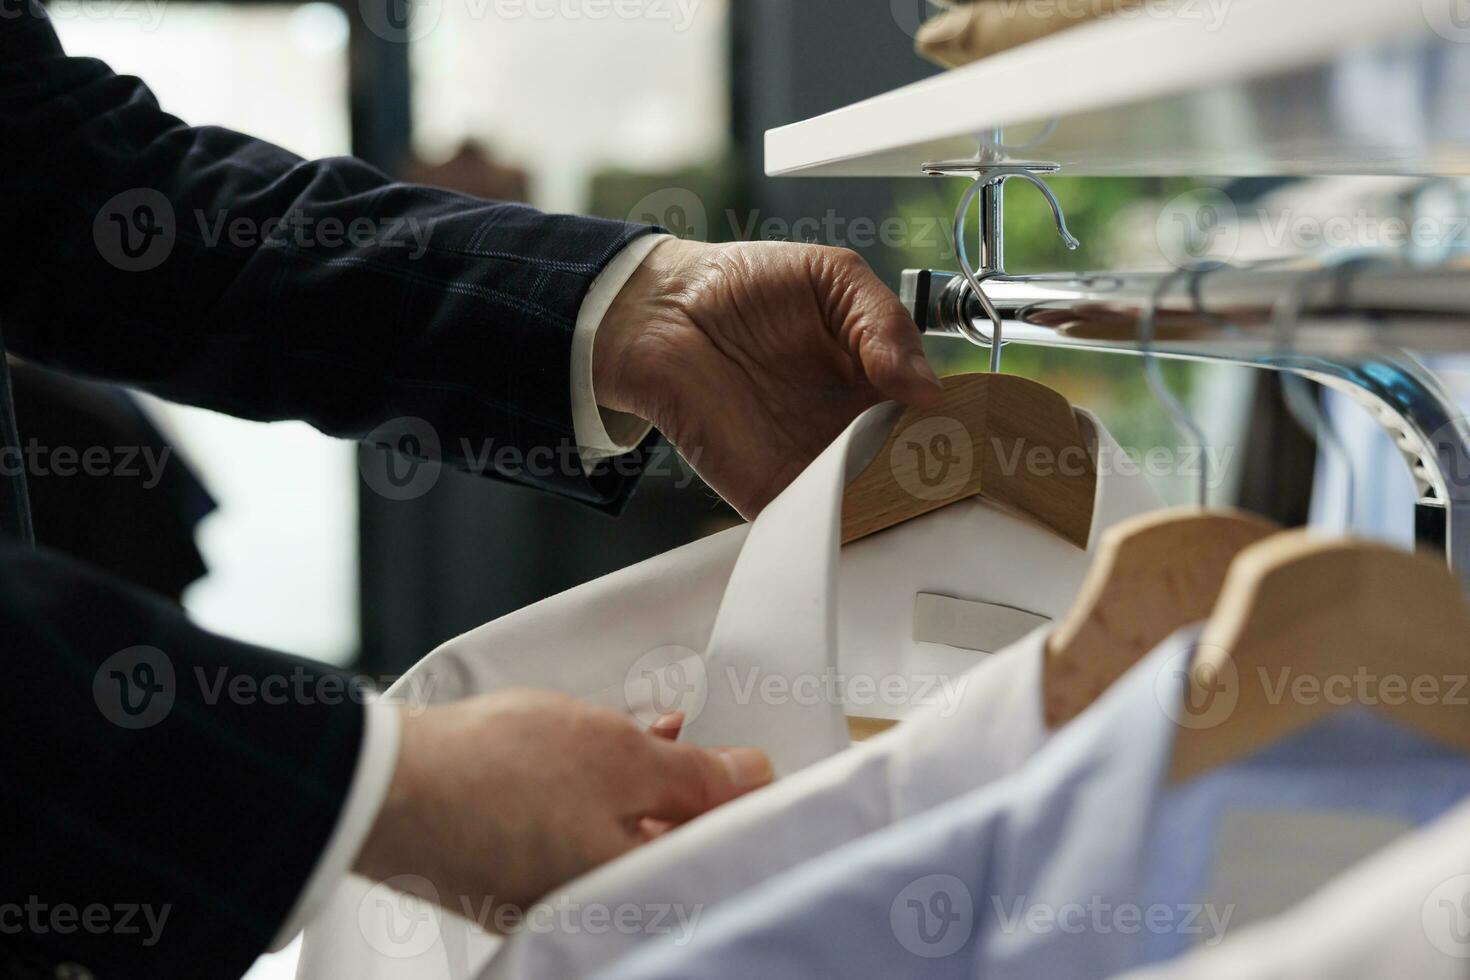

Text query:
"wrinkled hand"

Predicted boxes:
[[355, 691, 772, 924], [597, 239, 944, 517]]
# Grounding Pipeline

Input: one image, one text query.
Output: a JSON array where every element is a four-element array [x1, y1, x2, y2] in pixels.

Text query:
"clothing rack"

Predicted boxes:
[[763, 0, 1470, 594], [900, 264, 1470, 591]]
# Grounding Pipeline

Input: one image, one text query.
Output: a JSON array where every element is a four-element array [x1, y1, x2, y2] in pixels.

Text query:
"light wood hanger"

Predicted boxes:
[[1042, 264, 1283, 728], [838, 371, 1097, 742], [1169, 530, 1470, 782], [1043, 507, 1280, 728], [841, 173, 1091, 740], [841, 371, 1097, 549], [1168, 260, 1470, 778]]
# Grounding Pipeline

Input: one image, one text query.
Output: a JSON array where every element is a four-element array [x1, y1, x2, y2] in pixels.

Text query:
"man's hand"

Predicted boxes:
[[596, 239, 944, 517], [354, 690, 772, 924]]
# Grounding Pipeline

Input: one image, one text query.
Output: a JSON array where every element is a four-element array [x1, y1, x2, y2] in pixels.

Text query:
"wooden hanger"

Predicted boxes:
[[841, 372, 1097, 549], [1042, 507, 1280, 728], [1168, 530, 1470, 783], [1038, 263, 1285, 728], [838, 371, 1097, 742]]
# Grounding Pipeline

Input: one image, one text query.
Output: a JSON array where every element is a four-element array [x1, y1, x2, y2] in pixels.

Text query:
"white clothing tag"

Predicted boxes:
[[1201, 808, 1411, 939], [912, 593, 1050, 653]]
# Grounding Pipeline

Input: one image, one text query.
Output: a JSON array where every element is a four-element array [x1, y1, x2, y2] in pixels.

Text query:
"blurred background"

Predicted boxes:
[[37, 0, 1470, 731]]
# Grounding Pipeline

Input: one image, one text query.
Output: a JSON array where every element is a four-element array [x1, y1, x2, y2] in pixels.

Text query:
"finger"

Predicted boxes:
[[637, 816, 675, 842], [648, 711, 684, 740], [838, 264, 944, 408], [853, 307, 945, 409], [638, 742, 773, 823]]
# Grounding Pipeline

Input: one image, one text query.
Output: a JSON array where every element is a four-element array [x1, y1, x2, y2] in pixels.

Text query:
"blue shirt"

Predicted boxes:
[[597, 628, 1470, 979]]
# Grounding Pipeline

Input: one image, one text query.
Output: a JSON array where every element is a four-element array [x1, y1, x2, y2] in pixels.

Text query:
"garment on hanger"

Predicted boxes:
[[297, 400, 1163, 980], [1110, 790, 1470, 979], [479, 629, 1050, 980], [915, 0, 1141, 69], [596, 626, 1470, 980]]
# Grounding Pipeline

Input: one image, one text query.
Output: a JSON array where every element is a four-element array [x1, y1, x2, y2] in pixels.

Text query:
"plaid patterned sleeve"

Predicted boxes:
[[0, 0, 661, 511]]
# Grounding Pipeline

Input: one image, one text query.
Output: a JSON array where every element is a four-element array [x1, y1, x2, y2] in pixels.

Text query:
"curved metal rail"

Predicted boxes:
[[902, 267, 1470, 592]]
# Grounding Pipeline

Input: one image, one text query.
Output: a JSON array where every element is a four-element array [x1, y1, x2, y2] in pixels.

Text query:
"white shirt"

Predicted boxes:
[[480, 628, 1052, 980], [266, 234, 666, 951], [293, 398, 1163, 980], [1110, 765, 1470, 980]]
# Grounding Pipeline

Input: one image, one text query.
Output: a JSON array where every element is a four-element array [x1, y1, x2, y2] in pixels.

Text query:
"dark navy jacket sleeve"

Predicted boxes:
[[0, 538, 368, 980], [0, 0, 661, 511], [0, 5, 662, 978]]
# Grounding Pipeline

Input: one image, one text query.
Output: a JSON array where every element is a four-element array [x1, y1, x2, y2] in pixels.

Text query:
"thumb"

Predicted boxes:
[[838, 264, 944, 408], [854, 308, 945, 409], [639, 741, 773, 824]]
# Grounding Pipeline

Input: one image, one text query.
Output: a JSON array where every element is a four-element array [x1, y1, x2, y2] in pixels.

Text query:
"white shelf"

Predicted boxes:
[[765, 0, 1470, 178]]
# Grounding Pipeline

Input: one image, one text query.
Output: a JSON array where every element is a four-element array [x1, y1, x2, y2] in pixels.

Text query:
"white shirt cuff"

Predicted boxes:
[[268, 697, 403, 951], [570, 233, 667, 473]]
